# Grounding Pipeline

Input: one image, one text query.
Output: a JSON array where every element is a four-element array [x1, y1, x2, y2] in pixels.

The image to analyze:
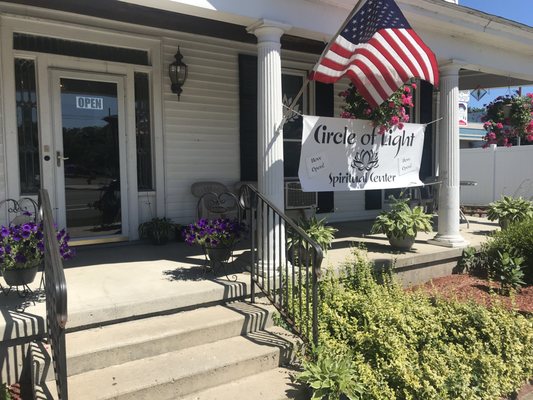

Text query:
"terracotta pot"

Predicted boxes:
[[2, 265, 39, 286], [388, 235, 416, 251]]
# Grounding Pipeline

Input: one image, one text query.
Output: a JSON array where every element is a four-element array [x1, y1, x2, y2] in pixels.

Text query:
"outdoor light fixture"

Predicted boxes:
[[169, 47, 188, 100]]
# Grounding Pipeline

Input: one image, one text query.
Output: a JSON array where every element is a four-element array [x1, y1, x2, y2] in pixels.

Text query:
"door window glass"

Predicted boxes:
[[15, 58, 40, 195], [60, 78, 121, 238]]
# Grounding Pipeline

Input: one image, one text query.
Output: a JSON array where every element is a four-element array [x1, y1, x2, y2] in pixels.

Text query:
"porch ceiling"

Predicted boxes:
[[459, 70, 533, 91]]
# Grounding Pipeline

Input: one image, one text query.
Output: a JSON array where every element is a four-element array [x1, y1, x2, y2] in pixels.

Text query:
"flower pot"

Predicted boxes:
[[499, 218, 511, 230], [150, 234, 169, 245], [388, 235, 416, 251], [2, 265, 39, 286], [205, 246, 232, 262]]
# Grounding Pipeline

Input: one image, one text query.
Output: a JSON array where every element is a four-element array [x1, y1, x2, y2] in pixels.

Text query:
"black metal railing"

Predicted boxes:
[[239, 184, 323, 346], [38, 189, 68, 399]]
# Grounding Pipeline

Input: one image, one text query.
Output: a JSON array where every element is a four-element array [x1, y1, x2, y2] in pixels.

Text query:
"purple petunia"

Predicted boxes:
[[0, 220, 74, 270], [182, 217, 245, 248]]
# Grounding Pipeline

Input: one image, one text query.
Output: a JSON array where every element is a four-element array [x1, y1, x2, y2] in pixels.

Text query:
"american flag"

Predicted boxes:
[[310, 0, 439, 108]]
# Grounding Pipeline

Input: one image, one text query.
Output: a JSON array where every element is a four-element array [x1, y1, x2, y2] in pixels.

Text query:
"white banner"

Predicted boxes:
[[298, 116, 425, 192]]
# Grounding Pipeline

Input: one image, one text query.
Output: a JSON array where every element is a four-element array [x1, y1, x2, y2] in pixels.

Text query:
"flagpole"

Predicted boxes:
[[313, 0, 367, 70], [277, 77, 310, 132], [278, 0, 368, 132]]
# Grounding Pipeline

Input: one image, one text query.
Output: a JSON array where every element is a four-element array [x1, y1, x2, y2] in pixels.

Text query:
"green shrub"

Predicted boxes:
[[493, 251, 526, 295], [483, 217, 533, 284], [299, 249, 533, 400]]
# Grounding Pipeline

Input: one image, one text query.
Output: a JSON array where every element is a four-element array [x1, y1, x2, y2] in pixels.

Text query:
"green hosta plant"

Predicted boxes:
[[288, 216, 338, 258], [138, 217, 174, 245], [298, 216, 338, 253], [371, 196, 432, 239], [298, 348, 363, 400], [487, 195, 533, 228]]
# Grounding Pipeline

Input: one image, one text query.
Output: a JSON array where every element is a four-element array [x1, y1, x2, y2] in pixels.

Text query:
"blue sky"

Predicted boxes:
[[458, 0, 533, 109], [459, 0, 533, 27]]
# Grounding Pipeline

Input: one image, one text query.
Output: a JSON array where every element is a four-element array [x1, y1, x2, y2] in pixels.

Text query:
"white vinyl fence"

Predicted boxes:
[[460, 145, 533, 206]]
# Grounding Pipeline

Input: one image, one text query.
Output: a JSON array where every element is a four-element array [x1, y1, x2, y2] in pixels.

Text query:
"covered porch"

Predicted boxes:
[[1, 215, 497, 330]]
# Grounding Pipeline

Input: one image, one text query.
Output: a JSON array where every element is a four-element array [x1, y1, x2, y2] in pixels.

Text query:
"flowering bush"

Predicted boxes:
[[482, 92, 533, 147], [183, 218, 245, 248], [0, 221, 74, 271], [339, 82, 415, 134]]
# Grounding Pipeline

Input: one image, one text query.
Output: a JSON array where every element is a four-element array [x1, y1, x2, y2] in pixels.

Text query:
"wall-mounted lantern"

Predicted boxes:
[[169, 47, 188, 100]]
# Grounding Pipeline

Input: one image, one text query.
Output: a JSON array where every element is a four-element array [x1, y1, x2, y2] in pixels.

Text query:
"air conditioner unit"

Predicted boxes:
[[285, 181, 318, 210]]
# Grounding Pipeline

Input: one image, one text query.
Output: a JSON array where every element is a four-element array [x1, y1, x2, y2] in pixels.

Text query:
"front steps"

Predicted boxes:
[[33, 301, 305, 400]]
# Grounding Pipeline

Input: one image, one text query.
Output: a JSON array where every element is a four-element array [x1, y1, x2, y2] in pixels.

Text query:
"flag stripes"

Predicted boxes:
[[310, 0, 439, 108]]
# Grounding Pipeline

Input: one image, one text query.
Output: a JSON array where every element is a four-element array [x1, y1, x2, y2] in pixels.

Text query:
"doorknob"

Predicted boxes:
[[56, 151, 70, 167]]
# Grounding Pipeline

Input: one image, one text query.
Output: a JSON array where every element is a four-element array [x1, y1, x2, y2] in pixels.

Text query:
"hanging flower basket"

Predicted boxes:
[[339, 82, 416, 134], [482, 92, 533, 147]]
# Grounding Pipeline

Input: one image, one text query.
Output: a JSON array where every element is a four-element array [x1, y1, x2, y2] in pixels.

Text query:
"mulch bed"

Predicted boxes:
[[411, 274, 533, 315]]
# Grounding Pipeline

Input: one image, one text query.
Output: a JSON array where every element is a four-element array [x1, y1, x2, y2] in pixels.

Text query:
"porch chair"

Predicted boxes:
[[191, 181, 240, 220], [408, 176, 440, 214]]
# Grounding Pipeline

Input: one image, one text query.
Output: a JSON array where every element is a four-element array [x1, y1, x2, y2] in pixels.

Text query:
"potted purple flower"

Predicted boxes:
[[0, 221, 74, 286], [183, 218, 245, 262]]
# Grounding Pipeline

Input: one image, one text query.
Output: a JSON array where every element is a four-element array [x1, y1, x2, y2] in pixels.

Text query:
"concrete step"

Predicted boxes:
[[180, 367, 309, 400], [62, 330, 294, 400], [65, 301, 273, 376]]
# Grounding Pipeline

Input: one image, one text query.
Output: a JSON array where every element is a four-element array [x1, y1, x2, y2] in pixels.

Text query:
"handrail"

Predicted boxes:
[[239, 184, 323, 346], [38, 189, 68, 399]]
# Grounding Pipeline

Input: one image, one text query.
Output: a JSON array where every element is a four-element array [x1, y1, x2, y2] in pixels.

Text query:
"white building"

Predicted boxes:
[[0, 0, 532, 247]]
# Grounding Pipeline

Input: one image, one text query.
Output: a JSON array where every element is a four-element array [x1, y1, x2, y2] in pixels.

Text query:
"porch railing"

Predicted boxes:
[[38, 189, 68, 400], [239, 184, 323, 346]]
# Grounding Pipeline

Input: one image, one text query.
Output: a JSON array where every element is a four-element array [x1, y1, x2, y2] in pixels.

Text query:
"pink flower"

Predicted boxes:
[[398, 123, 404, 130], [488, 132, 496, 140], [411, 83, 417, 90], [404, 86, 411, 94], [389, 102, 395, 108], [364, 108, 372, 115], [390, 115, 400, 125], [527, 134, 533, 142], [483, 121, 492, 129], [402, 114, 410, 122], [496, 122, 504, 129], [378, 126, 387, 135], [402, 96, 413, 106], [340, 111, 352, 119]]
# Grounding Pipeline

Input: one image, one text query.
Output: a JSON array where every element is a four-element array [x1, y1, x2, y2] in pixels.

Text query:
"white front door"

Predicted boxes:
[[50, 70, 129, 242]]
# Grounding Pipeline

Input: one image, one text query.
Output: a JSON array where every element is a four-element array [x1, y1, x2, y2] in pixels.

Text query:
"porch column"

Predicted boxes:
[[247, 19, 290, 209], [429, 62, 468, 248]]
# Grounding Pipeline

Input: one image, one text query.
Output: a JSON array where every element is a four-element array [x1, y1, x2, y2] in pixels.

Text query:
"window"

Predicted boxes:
[[15, 58, 40, 195], [134, 73, 153, 191], [13, 33, 150, 66], [282, 71, 307, 179]]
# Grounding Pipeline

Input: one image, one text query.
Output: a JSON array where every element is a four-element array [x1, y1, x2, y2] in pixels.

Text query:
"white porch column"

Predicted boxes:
[[429, 62, 468, 248], [247, 19, 290, 209]]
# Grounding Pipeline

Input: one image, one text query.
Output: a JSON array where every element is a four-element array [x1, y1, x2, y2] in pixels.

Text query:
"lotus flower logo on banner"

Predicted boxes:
[[351, 149, 379, 171]]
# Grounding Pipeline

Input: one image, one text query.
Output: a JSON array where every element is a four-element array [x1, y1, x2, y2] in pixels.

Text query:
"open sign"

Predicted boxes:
[[76, 96, 103, 110]]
